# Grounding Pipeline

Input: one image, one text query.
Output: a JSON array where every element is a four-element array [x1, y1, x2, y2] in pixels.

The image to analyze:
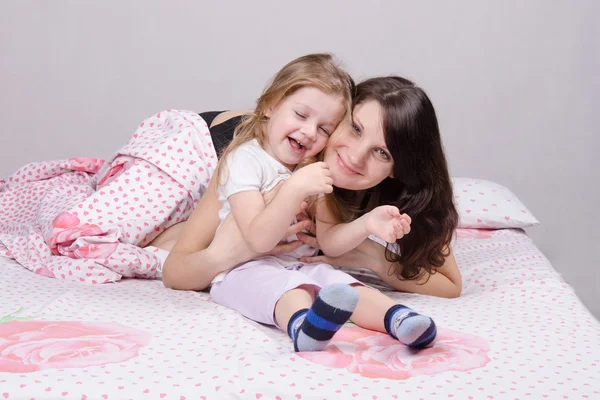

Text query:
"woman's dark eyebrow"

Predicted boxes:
[[354, 115, 365, 131]]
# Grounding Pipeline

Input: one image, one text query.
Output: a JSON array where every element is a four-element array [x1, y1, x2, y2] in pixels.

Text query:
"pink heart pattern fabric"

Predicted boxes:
[[0, 110, 216, 283], [452, 177, 539, 229]]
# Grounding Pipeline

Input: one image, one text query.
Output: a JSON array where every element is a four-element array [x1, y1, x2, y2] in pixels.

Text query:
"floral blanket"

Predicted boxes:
[[0, 110, 216, 283], [1, 229, 599, 399]]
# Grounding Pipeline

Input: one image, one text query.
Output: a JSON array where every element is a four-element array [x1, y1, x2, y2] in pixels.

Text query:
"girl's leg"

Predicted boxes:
[[351, 286, 437, 349], [274, 285, 315, 330], [350, 286, 395, 331], [211, 259, 358, 352], [276, 284, 359, 352]]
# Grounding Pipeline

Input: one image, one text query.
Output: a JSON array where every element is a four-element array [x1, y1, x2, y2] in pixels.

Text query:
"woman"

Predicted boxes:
[[154, 76, 462, 299]]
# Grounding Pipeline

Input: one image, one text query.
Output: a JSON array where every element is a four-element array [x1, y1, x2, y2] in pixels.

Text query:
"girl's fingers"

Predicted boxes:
[[296, 200, 308, 215], [296, 212, 311, 222], [285, 220, 311, 237], [296, 232, 320, 249], [400, 219, 411, 235], [393, 222, 403, 239]]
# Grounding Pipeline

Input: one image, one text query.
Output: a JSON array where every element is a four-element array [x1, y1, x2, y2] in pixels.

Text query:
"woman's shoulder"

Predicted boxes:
[[211, 110, 249, 128]]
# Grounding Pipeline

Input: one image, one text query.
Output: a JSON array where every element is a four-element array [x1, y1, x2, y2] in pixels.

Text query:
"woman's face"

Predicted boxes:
[[323, 100, 394, 191]]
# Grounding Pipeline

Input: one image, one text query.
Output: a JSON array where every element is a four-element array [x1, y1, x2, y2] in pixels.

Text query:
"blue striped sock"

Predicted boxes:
[[384, 304, 437, 349], [287, 284, 359, 352]]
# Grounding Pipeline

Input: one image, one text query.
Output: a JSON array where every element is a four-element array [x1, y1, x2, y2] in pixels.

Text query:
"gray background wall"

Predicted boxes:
[[1, 1, 598, 317]]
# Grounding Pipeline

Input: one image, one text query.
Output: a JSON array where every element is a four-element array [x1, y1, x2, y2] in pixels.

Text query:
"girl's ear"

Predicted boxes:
[[264, 107, 272, 118]]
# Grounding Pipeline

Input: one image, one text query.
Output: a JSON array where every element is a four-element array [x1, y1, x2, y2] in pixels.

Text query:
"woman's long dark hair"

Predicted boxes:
[[331, 76, 458, 281]]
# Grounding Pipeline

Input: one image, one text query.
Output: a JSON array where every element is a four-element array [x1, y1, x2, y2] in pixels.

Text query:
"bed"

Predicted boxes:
[[1, 111, 599, 399], [1, 226, 599, 400]]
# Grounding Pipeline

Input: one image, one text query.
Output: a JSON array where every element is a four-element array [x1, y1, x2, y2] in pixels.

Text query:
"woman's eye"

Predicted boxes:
[[351, 122, 361, 135], [377, 149, 391, 160], [295, 111, 307, 119]]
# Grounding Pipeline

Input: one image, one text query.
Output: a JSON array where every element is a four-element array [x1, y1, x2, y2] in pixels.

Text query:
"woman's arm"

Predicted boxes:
[[161, 177, 229, 290], [367, 242, 462, 298], [298, 234, 462, 298]]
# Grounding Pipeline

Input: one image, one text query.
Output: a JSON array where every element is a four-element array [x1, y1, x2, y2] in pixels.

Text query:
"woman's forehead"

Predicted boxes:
[[353, 101, 385, 141]]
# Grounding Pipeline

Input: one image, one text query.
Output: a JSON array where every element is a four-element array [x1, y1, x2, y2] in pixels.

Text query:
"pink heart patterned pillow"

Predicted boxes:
[[452, 177, 539, 229]]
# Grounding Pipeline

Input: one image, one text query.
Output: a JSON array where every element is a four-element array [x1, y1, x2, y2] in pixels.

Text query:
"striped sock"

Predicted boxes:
[[287, 284, 359, 352], [384, 304, 437, 349]]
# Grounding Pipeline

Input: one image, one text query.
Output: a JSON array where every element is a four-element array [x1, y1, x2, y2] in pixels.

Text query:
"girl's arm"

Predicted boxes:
[[229, 187, 302, 253], [161, 173, 308, 291], [231, 162, 332, 253], [316, 199, 410, 258], [315, 198, 370, 257], [298, 233, 462, 298], [161, 111, 308, 291]]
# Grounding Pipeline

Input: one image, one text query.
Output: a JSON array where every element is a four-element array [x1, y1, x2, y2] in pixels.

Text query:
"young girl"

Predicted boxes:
[[210, 55, 437, 353]]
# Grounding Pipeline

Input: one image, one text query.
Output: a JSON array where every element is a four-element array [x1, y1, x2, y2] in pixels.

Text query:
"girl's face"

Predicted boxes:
[[264, 87, 344, 170], [323, 100, 394, 190]]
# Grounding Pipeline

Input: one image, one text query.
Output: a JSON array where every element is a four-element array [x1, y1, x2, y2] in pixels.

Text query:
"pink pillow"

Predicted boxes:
[[452, 177, 539, 229]]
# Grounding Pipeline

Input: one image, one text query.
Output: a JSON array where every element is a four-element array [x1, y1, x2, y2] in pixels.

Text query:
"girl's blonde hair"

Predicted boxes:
[[215, 53, 355, 185]]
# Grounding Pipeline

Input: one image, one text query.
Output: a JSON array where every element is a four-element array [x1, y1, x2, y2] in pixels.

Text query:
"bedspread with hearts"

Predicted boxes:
[[0, 110, 216, 283]]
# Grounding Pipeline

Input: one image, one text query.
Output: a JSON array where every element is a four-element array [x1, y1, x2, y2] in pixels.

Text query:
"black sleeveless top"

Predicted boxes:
[[198, 111, 244, 157]]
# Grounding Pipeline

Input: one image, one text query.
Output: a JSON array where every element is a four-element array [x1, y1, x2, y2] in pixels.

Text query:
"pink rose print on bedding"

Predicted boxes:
[[47, 212, 117, 259], [299, 326, 490, 380], [49, 212, 104, 248], [74, 242, 120, 259], [0, 319, 151, 373], [69, 157, 105, 173], [96, 159, 134, 188]]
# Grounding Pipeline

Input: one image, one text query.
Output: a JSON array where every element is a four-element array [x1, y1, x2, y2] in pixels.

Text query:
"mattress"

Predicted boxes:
[[1, 228, 599, 399]]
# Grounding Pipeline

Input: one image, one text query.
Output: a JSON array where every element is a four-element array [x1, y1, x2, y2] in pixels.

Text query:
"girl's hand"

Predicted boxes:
[[286, 162, 333, 197], [364, 206, 411, 243]]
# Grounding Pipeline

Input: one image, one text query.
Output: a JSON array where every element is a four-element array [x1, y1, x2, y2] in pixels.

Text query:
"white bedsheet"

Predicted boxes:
[[1, 228, 599, 399]]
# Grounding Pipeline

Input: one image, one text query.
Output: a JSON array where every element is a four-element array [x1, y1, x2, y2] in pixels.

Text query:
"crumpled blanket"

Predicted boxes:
[[0, 109, 217, 283]]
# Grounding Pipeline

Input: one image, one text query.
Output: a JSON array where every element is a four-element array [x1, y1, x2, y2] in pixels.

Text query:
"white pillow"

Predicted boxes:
[[452, 177, 539, 229]]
